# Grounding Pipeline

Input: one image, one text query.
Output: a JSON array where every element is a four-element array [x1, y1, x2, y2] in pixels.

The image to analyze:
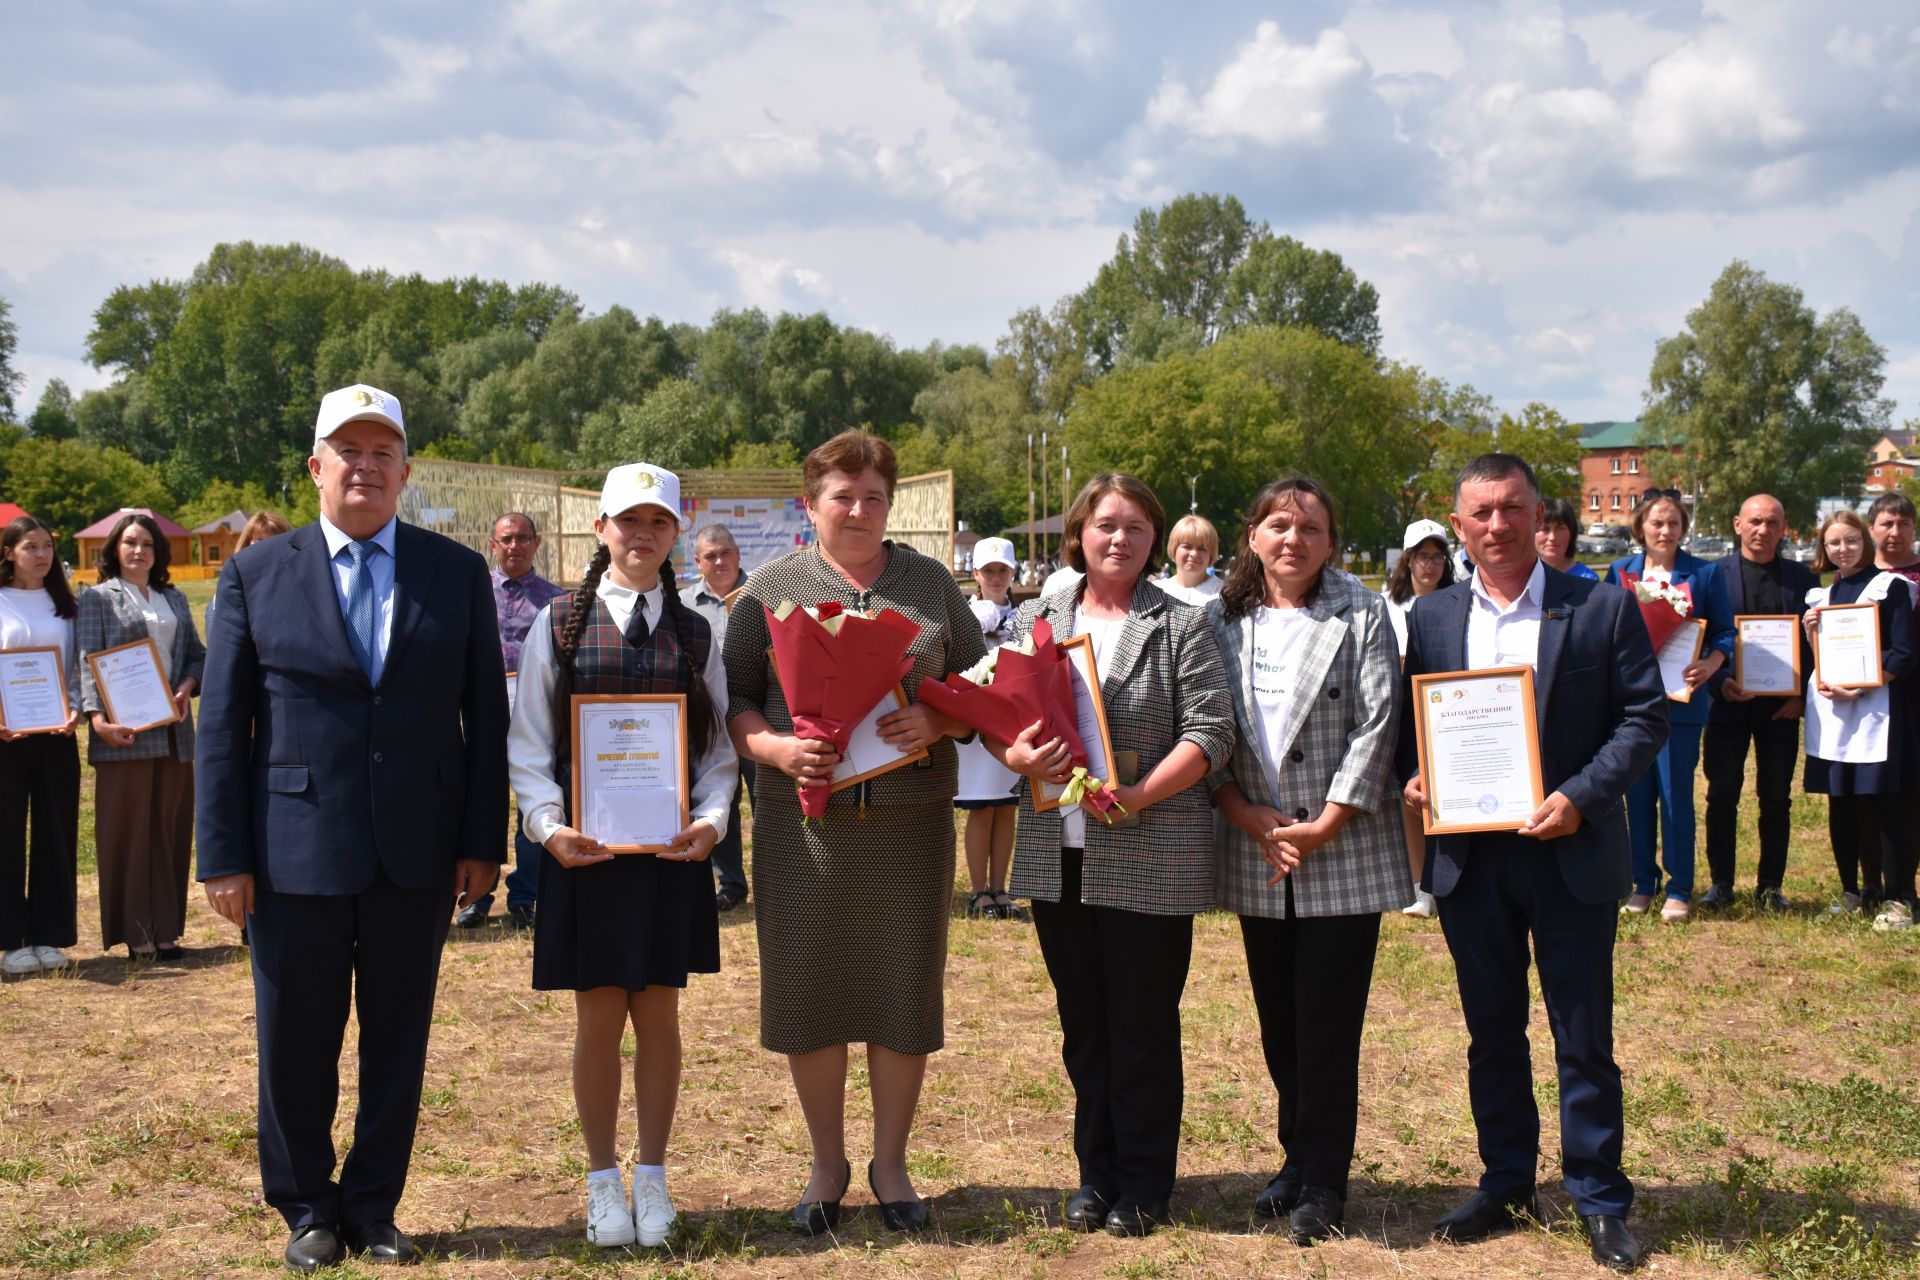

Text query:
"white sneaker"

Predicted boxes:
[[586, 1174, 636, 1247], [2, 948, 40, 976], [1829, 892, 1864, 916], [31, 946, 69, 970], [632, 1169, 676, 1247], [1620, 893, 1653, 915], [1400, 890, 1436, 918], [1872, 901, 1914, 932]]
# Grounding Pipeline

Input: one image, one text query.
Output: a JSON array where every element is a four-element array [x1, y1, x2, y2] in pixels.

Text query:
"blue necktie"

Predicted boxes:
[[345, 540, 378, 682]]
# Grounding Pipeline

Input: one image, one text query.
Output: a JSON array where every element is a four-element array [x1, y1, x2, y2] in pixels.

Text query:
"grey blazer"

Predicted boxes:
[[1007, 576, 1236, 915], [76, 577, 204, 764], [1206, 571, 1413, 917]]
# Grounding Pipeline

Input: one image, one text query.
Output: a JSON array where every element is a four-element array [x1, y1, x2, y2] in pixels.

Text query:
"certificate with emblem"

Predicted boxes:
[[1035, 634, 1121, 813], [87, 638, 180, 733], [570, 694, 690, 853], [1734, 615, 1802, 695], [0, 647, 71, 734], [1813, 602, 1884, 689], [1411, 666, 1545, 835]]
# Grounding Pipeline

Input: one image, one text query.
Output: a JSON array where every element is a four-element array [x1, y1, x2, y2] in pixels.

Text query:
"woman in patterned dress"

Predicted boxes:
[[722, 431, 986, 1232]]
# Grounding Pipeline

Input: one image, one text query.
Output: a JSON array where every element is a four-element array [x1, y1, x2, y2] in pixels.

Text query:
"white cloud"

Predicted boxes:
[[1147, 24, 1369, 147]]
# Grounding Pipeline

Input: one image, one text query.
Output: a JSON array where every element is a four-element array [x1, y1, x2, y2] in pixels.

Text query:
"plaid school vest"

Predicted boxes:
[[549, 593, 712, 786]]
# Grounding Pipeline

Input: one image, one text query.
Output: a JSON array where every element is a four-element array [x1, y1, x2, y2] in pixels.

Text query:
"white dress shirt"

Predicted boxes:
[[1466, 558, 1547, 672], [508, 575, 737, 848], [318, 513, 398, 684]]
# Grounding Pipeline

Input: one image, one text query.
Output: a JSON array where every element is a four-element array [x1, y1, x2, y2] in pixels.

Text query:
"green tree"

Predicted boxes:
[[0, 294, 22, 420], [4, 438, 170, 556], [86, 280, 186, 376], [895, 361, 1038, 535], [73, 376, 168, 464], [576, 380, 726, 471], [1223, 235, 1381, 354], [27, 379, 77, 440], [175, 478, 282, 531], [998, 300, 1090, 421], [1641, 260, 1891, 532]]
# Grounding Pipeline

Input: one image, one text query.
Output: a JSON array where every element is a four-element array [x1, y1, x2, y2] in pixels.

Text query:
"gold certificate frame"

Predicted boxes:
[[1813, 601, 1885, 690], [86, 637, 181, 733], [828, 684, 930, 792], [1034, 633, 1121, 814], [1734, 614, 1803, 696], [0, 646, 72, 735], [1410, 665, 1546, 836], [1657, 619, 1708, 703], [570, 693, 691, 854]]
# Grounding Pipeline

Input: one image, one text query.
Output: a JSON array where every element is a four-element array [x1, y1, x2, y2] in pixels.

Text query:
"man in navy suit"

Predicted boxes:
[[197, 384, 509, 1273], [1700, 493, 1815, 910], [1399, 454, 1666, 1273]]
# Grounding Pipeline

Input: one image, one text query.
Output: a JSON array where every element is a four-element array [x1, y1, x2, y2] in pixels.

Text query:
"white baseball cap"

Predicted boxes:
[[1403, 518, 1450, 550], [972, 536, 1017, 570], [599, 463, 683, 524], [314, 384, 405, 449]]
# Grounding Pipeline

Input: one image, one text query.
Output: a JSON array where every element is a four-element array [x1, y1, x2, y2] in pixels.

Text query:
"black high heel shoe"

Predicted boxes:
[[867, 1160, 929, 1231], [792, 1159, 851, 1235]]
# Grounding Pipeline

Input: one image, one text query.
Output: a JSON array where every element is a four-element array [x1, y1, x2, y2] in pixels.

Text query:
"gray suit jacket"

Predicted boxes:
[[1206, 570, 1413, 917], [1007, 576, 1236, 915], [76, 577, 204, 764]]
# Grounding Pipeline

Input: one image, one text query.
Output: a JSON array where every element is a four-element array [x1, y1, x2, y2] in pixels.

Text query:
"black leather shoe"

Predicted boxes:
[[454, 901, 489, 929], [792, 1159, 850, 1235], [1583, 1214, 1643, 1272], [1253, 1166, 1302, 1219], [1755, 887, 1792, 913], [1063, 1185, 1112, 1231], [1432, 1191, 1539, 1242], [867, 1160, 928, 1231], [1287, 1187, 1345, 1244], [284, 1224, 343, 1274], [1698, 883, 1735, 909], [1103, 1196, 1171, 1237], [715, 888, 746, 911], [506, 903, 535, 931], [155, 945, 186, 962], [342, 1220, 418, 1264]]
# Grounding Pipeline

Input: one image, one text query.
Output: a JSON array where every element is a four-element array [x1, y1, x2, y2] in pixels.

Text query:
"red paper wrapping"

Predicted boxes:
[[915, 617, 1117, 816], [763, 602, 921, 820], [1620, 572, 1692, 655]]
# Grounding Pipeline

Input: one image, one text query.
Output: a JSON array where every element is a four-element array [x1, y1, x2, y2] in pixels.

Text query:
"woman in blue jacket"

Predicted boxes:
[[1606, 491, 1735, 921]]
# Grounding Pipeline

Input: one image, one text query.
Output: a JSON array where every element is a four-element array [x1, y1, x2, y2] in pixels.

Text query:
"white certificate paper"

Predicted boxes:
[[0, 647, 70, 733], [570, 695, 689, 852], [505, 671, 518, 715], [1736, 615, 1801, 695], [1036, 634, 1121, 812], [829, 685, 929, 791], [1657, 620, 1708, 703], [1815, 603, 1883, 689], [88, 638, 180, 733], [1413, 666, 1544, 835]]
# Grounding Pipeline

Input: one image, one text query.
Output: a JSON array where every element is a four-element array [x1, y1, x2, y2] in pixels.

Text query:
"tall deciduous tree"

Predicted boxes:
[[1641, 261, 1890, 532], [4, 438, 170, 557], [28, 379, 77, 440], [0, 294, 24, 420], [86, 280, 186, 376]]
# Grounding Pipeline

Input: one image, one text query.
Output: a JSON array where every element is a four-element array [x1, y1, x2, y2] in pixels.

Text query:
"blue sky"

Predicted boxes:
[[2, 0, 1916, 426]]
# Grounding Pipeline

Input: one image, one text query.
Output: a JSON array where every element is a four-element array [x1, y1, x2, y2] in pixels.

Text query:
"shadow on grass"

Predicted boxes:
[[21, 943, 252, 986]]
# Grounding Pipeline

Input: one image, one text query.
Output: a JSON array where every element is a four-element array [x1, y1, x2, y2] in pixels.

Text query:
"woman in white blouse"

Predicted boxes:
[[1158, 514, 1223, 607], [0, 516, 83, 975], [1382, 519, 1454, 917]]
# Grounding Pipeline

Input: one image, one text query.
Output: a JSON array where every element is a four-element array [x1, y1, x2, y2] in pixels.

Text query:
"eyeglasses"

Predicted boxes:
[[1640, 488, 1682, 504], [1410, 551, 1447, 566], [493, 534, 537, 546]]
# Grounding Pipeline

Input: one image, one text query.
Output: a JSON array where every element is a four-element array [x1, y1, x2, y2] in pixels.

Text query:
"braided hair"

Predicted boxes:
[[549, 543, 717, 760]]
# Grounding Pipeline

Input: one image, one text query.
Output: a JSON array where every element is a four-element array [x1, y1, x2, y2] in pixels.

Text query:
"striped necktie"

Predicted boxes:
[[345, 540, 378, 681]]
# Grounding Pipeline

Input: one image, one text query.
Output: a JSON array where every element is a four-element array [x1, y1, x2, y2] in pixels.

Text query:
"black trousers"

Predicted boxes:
[[1703, 716, 1800, 891], [249, 870, 453, 1230], [1030, 849, 1193, 1204], [1239, 906, 1381, 1197], [0, 733, 80, 951], [1828, 793, 1897, 901], [1893, 797, 1920, 908]]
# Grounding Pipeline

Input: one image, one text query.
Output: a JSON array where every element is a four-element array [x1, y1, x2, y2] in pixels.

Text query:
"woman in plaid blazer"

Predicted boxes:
[[997, 473, 1235, 1239], [1204, 476, 1410, 1243], [76, 513, 204, 961]]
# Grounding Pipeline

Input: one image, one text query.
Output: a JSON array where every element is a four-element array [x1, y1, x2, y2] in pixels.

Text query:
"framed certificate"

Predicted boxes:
[[0, 647, 71, 734], [1735, 615, 1802, 695], [829, 684, 930, 790], [1411, 666, 1546, 835], [505, 671, 518, 716], [569, 694, 690, 853], [1814, 602, 1884, 689], [1656, 619, 1708, 703], [86, 638, 181, 733], [1035, 634, 1121, 814]]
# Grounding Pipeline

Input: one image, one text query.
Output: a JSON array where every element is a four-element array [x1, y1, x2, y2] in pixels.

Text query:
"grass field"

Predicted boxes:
[[1, 578, 1916, 1277]]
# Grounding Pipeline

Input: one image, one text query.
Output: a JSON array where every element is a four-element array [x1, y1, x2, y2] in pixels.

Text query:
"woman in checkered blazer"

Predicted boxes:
[[995, 473, 1235, 1239], [1204, 476, 1412, 1243]]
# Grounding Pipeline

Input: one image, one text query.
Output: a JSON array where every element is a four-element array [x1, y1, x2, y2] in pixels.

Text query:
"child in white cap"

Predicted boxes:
[[504, 462, 739, 1248], [956, 537, 1024, 920]]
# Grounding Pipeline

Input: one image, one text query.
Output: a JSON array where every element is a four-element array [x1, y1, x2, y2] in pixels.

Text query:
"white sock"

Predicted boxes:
[[634, 1164, 666, 1181], [587, 1167, 623, 1187]]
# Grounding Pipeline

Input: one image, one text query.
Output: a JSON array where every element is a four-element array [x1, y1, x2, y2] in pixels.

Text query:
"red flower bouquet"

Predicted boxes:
[[1620, 572, 1693, 653]]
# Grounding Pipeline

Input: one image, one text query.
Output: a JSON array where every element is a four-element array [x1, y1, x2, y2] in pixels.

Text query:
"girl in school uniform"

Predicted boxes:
[[956, 536, 1024, 920], [0, 516, 82, 976], [1802, 509, 1916, 930], [506, 463, 739, 1247]]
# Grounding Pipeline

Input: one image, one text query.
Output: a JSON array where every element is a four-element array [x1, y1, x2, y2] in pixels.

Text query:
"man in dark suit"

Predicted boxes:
[[1700, 493, 1815, 910], [197, 384, 509, 1273], [1399, 454, 1666, 1273]]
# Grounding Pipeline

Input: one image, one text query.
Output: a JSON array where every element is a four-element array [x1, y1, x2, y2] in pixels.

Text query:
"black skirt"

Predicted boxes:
[[532, 849, 720, 992]]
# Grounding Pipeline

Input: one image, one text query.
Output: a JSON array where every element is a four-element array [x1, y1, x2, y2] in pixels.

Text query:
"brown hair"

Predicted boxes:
[[1385, 532, 1455, 605], [1061, 474, 1166, 578], [1629, 494, 1689, 543], [98, 512, 172, 587], [1868, 492, 1917, 525], [1814, 510, 1870, 575], [0, 516, 77, 618], [1220, 477, 1341, 620], [804, 430, 897, 502], [238, 510, 291, 551]]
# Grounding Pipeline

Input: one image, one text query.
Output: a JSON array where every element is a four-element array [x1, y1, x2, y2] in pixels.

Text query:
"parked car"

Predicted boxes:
[[1578, 535, 1629, 557], [1689, 536, 1732, 559]]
